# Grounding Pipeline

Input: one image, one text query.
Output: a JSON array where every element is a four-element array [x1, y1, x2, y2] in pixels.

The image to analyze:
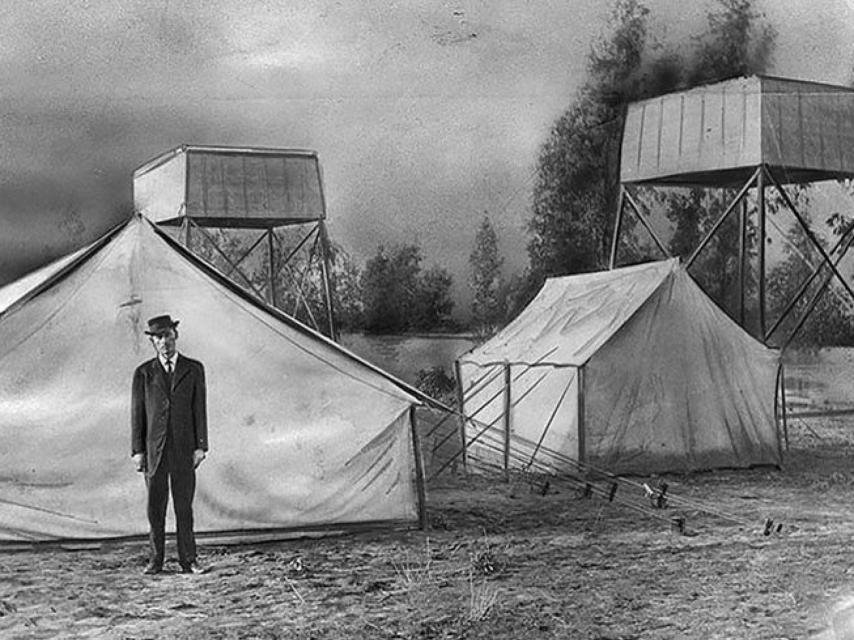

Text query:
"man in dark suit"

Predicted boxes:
[[131, 314, 208, 575]]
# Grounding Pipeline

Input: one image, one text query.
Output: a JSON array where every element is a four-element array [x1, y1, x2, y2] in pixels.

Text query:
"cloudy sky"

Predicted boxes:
[[2, 0, 853, 312]]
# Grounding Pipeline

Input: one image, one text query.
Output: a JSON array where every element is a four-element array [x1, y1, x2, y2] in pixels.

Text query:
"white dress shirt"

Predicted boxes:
[[158, 352, 179, 373]]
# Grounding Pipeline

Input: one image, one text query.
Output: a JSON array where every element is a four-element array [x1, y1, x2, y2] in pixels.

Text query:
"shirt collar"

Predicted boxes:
[[158, 352, 179, 369]]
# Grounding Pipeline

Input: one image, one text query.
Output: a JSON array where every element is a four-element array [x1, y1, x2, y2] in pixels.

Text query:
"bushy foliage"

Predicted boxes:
[[414, 366, 457, 404], [529, 0, 651, 280], [361, 243, 455, 333]]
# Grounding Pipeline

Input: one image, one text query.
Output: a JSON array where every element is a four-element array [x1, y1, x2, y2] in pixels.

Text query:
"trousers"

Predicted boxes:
[[145, 443, 197, 568]]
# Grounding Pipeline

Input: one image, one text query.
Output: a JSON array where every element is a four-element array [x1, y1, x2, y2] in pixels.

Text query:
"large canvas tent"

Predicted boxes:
[[0, 215, 424, 544], [457, 259, 782, 474]]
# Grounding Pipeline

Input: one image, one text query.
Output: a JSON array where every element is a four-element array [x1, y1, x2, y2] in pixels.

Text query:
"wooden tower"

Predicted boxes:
[[611, 76, 854, 347], [133, 144, 337, 340]]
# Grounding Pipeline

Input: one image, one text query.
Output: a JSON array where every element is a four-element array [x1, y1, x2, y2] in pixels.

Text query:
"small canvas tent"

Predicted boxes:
[[0, 215, 424, 543], [457, 259, 782, 474]]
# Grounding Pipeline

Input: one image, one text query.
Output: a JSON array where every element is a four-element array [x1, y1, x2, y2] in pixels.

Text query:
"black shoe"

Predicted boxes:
[[143, 562, 162, 575], [180, 561, 204, 575]]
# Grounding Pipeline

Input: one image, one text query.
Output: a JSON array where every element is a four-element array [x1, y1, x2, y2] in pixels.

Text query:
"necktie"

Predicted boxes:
[[166, 360, 173, 380]]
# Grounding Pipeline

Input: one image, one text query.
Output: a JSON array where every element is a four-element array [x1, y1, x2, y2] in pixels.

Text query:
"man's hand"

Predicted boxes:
[[193, 449, 206, 469], [132, 453, 146, 473]]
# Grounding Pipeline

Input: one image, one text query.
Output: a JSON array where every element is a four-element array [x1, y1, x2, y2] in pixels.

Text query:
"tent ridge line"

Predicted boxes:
[[0, 219, 129, 323]]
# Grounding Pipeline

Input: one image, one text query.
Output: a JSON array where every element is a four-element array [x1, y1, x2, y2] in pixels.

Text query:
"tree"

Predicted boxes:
[[528, 0, 651, 280], [413, 265, 455, 330], [686, 0, 776, 86], [360, 243, 455, 333], [469, 215, 506, 336]]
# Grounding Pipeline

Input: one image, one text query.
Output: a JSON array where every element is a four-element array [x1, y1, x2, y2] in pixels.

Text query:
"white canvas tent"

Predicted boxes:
[[0, 215, 425, 544], [457, 259, 782, 475]]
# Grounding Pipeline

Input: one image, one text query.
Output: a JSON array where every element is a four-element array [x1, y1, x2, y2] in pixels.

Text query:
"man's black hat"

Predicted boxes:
[[145, 315, 180, 336]]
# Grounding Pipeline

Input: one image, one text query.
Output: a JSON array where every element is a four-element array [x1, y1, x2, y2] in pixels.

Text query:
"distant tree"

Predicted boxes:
[[469, 215, 506, 336], [361, 243, 455, 333], [413, 265, 455, 330]]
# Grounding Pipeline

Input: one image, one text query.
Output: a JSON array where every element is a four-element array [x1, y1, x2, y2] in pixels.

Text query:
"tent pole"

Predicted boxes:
[[409, 406, 428, 531], [758, 165, 766, 337], [503, 364, 511, 482], [525, 370, 575, 469], [781, 364, 789, 452], [577, 366, 586, 464], [609, 186, 626, 269], [454, 360, 467, 472], [267, 227, 277, 308], [738, 198, 745, 322]]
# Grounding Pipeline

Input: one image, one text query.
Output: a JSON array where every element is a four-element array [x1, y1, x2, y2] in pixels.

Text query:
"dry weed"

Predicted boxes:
[[467, 571, 499, 622]]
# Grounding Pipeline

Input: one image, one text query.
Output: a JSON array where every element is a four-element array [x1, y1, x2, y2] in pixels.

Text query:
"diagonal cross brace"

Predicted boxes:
[[623, 189, 671, 260], [764, 167, 854, 311], [765, 219, 854, 342], [686, 166, 761, 269]]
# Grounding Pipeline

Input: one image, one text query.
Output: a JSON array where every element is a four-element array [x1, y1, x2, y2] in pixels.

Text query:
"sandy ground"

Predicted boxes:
[[4, 414, 854, 639]]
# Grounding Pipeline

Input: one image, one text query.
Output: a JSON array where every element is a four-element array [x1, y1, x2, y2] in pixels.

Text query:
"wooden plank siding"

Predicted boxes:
[[620, 76, 854, 187]]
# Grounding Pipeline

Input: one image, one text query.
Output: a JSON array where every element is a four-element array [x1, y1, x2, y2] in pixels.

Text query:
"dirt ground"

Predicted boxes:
[[3, 414, 854, 640]]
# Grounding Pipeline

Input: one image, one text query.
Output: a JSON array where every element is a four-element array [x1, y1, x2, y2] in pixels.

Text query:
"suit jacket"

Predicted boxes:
[[131, 354, 208, 477]]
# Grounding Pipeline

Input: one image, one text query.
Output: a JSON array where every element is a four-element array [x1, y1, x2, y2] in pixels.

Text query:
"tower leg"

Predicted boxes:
[[318, 221, 338, 341], [609, 187, 626, 269], [267, 228, 277, 308]]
